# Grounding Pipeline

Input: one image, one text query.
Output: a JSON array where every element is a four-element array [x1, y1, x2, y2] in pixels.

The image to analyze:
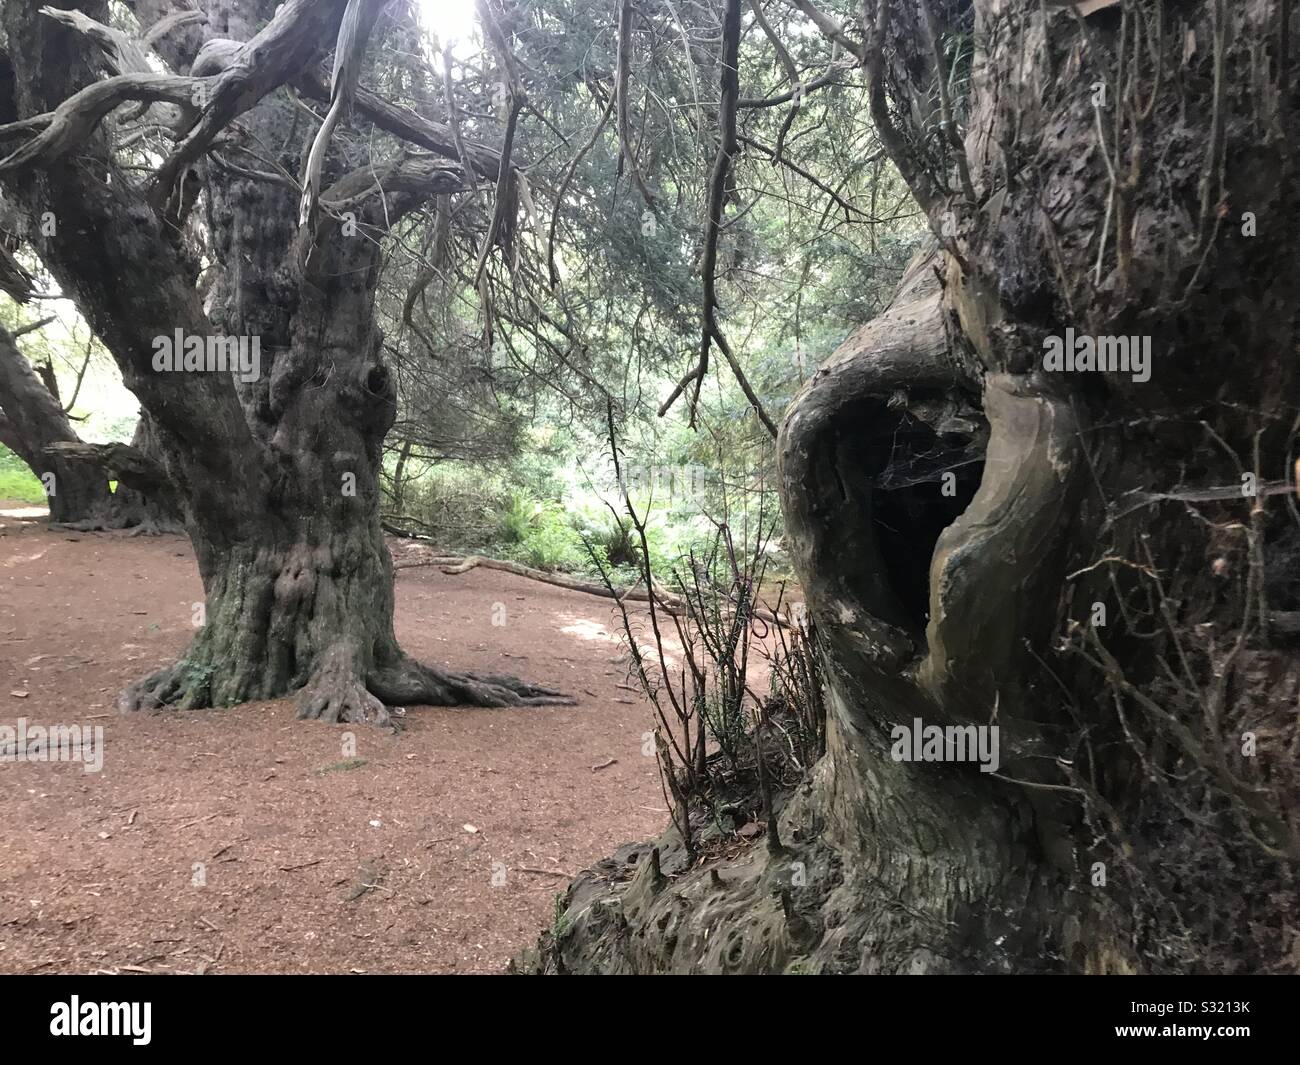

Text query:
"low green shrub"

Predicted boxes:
[[0, 446, 45, 504]]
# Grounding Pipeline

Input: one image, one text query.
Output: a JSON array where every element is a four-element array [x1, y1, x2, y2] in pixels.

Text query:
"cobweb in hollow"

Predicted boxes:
[[875, 411, 985, 492]]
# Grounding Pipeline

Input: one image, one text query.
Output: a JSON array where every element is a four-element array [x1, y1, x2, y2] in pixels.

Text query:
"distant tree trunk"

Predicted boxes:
[[530, 0, 1299, 974], [0, 322, 112, 522], [0, 0, 561, 721], [390, 436, 414, 515], [101, 415, 185, 533], [0, 324, 183, 530]]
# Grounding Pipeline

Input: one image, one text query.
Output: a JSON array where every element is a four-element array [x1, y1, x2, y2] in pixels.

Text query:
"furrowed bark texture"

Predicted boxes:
[[527, 0, 1300, 974]]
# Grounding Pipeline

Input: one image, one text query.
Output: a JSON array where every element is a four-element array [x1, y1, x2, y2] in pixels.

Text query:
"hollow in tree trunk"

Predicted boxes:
[[524, 0, 1300, 974]]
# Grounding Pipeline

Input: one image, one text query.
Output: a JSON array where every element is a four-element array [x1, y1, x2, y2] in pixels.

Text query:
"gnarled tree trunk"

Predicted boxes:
[[0, 321, 113, 523], [527, 0, 1299, 974], [0, 0, 561, 722], [1, 322, 184, 531], [100, 415, 185, 533]]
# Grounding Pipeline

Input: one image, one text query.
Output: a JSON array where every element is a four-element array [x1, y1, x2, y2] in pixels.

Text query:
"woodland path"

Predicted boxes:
[[0, 508, 667, 973]]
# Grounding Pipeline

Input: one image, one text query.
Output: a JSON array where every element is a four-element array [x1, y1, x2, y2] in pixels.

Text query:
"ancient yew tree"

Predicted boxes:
[[0, 0, 561, 721], [531, 0, 1299, 974]]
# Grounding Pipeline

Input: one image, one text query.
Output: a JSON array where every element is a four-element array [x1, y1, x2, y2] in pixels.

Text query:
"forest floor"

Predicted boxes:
[[0, 503, 671, 974]]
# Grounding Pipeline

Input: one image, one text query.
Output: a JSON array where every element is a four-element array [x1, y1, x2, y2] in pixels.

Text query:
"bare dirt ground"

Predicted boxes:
[[0, 505, 669, 974]]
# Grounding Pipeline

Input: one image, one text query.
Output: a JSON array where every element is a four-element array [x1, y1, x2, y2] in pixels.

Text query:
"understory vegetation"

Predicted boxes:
[[0, 444, 43, 502]]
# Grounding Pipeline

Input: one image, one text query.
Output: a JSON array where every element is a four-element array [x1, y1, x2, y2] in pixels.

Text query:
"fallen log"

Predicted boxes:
[[439, 553, 667, 602], [430, 553, 788, 628]]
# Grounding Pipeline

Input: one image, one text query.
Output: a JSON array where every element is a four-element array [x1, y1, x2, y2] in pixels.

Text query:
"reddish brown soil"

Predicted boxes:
[[0, 507, 668, 974]]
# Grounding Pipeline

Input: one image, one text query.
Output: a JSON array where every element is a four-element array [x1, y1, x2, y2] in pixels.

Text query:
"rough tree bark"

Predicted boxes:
[[42, 412, 186, 533], [0, 321, 113, 523], [0, 0, 562, 722], [99, 414, 186, 533], [527, 0, 1299, 973]]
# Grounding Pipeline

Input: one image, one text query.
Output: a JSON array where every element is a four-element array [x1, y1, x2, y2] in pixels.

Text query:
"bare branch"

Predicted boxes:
[[299, 0, 390, 228], [0, 244, 36, 303], [917, 0, 976, 202], [153, 0, 353, 211], [616, 0, 656, 207], [321, 155, 469, 222], [295, 70, 502, 179], [0, 73, 203, 173], [472, 0, 525, 290], [861, 0, 942, 214], [660, 0, 778, 438], [739, 58, 856, 109], [781, 0, 865, 61], [142, 10, 208, 50], [737, 134, 870, 220], [547, 88, 616, 289], [39, 6, 154, 76]]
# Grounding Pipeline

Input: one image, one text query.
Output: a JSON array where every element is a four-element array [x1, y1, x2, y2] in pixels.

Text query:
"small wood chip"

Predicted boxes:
[[591, 758, 617, 772]]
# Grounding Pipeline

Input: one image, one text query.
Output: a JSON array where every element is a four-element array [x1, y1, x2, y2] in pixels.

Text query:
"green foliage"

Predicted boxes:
[[550, 894, 570, 940], [0, 446, 45, 504], [497, 491, 544, 545], [572, 508, 640, 569], [507, 507, 585, 572], [393, 467, 508, 549], [316, 758, 368, 775]]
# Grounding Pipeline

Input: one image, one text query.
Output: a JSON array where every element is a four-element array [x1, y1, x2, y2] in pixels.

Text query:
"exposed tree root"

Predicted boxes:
[[122, 517, 184, 536], [518, 774, 1078, 974], [117, 659, 213, 714], [49, 518, 116, 533], [49, 515, 184, 536], [298, 651, 575, 725], [118, 646, 571, 725], [296, 644, 391, 726], [368, 655, 572, 708]]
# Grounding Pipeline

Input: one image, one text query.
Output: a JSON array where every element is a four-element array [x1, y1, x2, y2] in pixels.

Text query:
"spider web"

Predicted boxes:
[[875, 413, 984, 491]]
